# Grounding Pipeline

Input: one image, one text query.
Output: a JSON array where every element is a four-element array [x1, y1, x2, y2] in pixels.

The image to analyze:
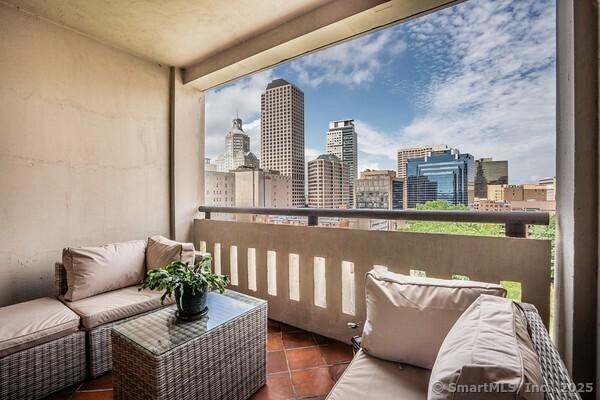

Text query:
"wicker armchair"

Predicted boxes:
[[350, 303, 581, 400]]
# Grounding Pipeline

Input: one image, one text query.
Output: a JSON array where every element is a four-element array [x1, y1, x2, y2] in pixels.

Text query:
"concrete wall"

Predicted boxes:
[[555, 0, 598, 393], [173, 68, 204, 242], [0, 5, 172, 306]]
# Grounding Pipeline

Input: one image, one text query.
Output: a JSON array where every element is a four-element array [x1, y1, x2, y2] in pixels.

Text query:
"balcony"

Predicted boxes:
[[0, 0, 597, 399], [41, 207, 553, 399], [194, 206, 553, 343]]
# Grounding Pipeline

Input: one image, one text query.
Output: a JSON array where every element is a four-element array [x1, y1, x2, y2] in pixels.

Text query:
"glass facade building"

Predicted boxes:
[[474, 158, 508, 199], [406, 149, 473, 208]]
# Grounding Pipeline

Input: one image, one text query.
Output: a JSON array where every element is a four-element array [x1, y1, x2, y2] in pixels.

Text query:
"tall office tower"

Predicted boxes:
[[396, 144, 449, 179], [261, 79, 305, 207], [354, 170, 404, 209], [406, 149, 473, 208], [307, 154, 349, 208], [474, 158, 508, 199], [326, 119, 357, 207], [215, 117, 259, 172]]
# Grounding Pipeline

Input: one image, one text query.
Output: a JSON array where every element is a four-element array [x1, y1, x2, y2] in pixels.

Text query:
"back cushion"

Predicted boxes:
[[428, 294, 543, 400], [63, 239, 146, 301], [361, 269, 506, 369], [146, 235, 195, 270]]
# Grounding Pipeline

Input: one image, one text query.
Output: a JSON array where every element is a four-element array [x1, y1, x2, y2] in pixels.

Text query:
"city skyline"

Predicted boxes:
[[204, 0, 555, 185]]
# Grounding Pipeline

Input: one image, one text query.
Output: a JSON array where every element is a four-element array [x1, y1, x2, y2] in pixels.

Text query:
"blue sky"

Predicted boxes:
[[205, 0, 556, 184]]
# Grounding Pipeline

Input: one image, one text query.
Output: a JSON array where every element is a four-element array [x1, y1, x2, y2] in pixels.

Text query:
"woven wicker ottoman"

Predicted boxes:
[[0, 297, 86, 400], [112, 290, 267, 400]]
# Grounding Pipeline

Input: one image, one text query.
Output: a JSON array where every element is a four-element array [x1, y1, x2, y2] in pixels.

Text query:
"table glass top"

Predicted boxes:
[[113, 290, 265, 356]]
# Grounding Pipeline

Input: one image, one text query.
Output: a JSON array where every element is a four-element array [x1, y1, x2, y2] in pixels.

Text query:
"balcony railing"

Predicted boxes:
[[195, 206, 552, 343]]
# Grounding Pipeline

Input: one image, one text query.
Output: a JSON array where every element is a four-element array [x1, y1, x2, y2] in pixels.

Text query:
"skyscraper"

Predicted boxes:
[[215, 117, 259, 172], [307, 154, 349, 208], [406, 149, 473, 208], [327, 119, 357, 207], [261, 79, 305, 207], [474, 158, 508, 199], [397, 144, 449, 179]]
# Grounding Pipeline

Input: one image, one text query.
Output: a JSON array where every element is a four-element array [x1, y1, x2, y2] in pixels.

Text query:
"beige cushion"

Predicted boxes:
[[64, 285, 173, 330], [361, 269, 506, 369], [0, 297, 80, 357], [327, 349, 429, 400], [428, 294, 543, 400], [146, 235, 195, 270], [63, 239, 147, 301]]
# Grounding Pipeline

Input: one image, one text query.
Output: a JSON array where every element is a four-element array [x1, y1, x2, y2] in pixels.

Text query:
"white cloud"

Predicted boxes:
[[355, 120, 397, 162], [290, 29, 407, 88], [305, 147, 322, 163], [204, 70, 273, 159], [399, 0, 556, 183], [348, 0, 556, 184], [243, 118, 261, 158], [358, 160, 385, 175]]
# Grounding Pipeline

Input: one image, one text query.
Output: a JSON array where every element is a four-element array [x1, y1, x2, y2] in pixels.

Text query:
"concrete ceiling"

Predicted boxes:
[[2, 0, 333, 66]]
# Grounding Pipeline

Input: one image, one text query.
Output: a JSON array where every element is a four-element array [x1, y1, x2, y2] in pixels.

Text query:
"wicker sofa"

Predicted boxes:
[[55, 236, 196, 378]]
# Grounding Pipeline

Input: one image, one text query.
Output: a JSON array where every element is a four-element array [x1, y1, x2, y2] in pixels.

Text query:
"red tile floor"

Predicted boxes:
[[45, 320, 353, 400]]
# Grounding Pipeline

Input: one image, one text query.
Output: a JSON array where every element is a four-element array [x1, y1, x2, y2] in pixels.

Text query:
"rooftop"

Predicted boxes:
[[266, 78, 293, 90]]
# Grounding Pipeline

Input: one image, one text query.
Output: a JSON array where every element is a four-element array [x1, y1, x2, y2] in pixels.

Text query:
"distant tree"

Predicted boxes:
[[400, 200, 504, 237]]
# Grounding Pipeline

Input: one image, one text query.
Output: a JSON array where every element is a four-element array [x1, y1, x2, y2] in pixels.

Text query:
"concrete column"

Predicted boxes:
[[170, 68, 205, 242], [555, 0, 598, 395]]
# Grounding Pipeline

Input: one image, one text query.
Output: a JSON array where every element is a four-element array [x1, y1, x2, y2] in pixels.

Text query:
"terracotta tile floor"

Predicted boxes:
[[44, 320, 353, 400]]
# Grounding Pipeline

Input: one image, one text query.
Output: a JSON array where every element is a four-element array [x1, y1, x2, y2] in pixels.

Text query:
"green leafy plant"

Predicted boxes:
[[140, 256, 230, 304]]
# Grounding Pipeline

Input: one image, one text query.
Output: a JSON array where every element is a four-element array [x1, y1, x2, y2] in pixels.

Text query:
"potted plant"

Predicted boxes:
[[140, 256, 230, 321]]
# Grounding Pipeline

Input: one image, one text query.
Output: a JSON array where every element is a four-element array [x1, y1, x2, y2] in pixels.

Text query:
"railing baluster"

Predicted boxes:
[[267, 251, 277, 296], [289, 254, 300, 301], [342, 261, 356, 316], [314, 257, 327, 308], [247, 248, 257, 291], [214, 243, 221, 275], [229, 245, 238, 286]]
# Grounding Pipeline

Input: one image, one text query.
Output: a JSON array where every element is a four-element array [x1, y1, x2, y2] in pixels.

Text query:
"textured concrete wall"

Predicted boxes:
[[173, 68, 204, 242], [0, 5, 171, 306]]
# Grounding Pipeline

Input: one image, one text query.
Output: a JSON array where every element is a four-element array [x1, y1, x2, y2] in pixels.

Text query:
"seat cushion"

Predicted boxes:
[[146, 235, 195, 270], [64, 285, 174, 330], [0, 297, 80, 357], [429, 295, 543, 400], [361, 269, 506, 369], [327, 349, 429, 400], [63, 239, 147, 301]]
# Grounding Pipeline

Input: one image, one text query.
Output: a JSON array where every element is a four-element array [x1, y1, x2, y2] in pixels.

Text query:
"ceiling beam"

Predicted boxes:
[[183, 0, 461, 90]]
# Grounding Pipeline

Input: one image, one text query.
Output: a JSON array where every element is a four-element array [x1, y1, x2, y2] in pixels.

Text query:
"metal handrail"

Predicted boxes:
[[197, 206, 550, 237]]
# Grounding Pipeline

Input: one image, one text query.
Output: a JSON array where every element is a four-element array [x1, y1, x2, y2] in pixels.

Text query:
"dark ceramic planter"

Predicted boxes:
[[175, 284, 208, 321]]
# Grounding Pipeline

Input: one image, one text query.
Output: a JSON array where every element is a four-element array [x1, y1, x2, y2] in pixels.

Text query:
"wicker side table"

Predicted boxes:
[[111, 290, 267, 400]]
